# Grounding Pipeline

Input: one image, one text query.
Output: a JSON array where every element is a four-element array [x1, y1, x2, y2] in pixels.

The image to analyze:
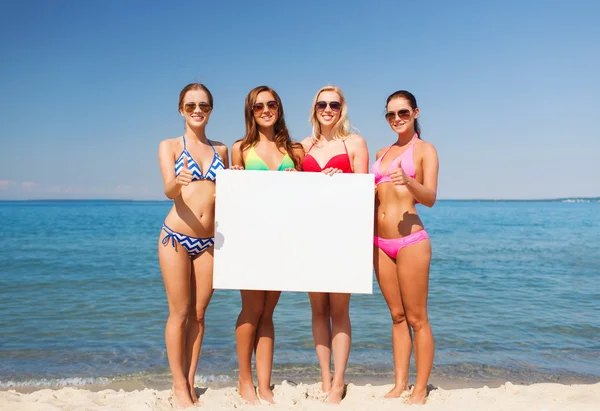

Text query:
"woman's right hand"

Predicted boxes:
[[176, 157, 193, 186], [322, 167, 342, 176], [230, 165, 245, 170]]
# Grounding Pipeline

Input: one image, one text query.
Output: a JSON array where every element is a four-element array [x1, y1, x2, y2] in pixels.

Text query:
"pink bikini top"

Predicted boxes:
[[371, 135, 417, 186]]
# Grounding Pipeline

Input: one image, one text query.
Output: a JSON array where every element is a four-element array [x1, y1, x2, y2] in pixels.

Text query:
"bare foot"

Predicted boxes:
[[190, 384, 202, 407], [257, 386, 275, 404], [406, 387, 427, 404], [321, 373, 332, 393], [238, 381, 260, 405], [188, 382, 200, 404], [384, 383, 409, 398], [172, 384, 194, 409], [326, 385, 344, 404]]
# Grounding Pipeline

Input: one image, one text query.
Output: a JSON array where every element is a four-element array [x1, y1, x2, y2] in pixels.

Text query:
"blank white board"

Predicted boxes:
[[213, 170, 374, 294]]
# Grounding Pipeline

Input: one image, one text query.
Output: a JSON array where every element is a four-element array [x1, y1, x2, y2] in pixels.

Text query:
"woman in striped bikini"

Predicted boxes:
[[300, 85, 369, 403], [157, 83, 228, 408], [230, 85, 304, 404], [372, 90, 439, 404]]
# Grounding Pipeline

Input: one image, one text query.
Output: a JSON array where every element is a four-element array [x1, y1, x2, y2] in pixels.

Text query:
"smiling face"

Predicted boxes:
[[252, 91, 279, 130], [180, 89, 212, 128], [315, 90, 342, 128], [386, 97, 419, 135], [252, 91, 279, 128]]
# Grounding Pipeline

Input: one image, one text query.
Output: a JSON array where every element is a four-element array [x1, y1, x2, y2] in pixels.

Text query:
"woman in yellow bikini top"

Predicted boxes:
[[243, 144, 295, 170], [229, 86, 304, 405], [231, 85, 303, 171]]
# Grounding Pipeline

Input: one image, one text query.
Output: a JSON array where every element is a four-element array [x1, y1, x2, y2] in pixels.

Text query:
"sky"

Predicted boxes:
[[0, 0, 599, 200]]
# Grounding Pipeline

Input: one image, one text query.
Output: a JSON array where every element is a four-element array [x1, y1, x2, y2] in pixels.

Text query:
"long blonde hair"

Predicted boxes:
[[309, 85, 354, 144]]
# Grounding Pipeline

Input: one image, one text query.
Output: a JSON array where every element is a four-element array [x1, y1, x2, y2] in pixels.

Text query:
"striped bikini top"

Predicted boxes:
[[175, 136, 225, 182]]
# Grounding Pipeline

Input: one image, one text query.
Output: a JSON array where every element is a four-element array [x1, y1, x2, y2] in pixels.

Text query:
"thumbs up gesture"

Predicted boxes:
[[389, 157, 409, 186], [176, 156, 194, 186]]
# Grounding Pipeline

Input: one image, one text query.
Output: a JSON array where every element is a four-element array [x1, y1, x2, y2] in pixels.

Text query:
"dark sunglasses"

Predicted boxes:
[[252, 100, 279, 113], [315, 101, 341, 112], [184, 102, 212, 113], [385, 109, 412, 121]]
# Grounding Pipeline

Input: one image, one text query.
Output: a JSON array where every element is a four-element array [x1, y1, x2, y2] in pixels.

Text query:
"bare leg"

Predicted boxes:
[[185, 248, 214, 404], [327, 292, 351, 404], [309, 292, 332, 392], [397, 239, 433, 404], [373, 245, 411, 398], [235, 290, 265, 404], [255, 290, 281, 404], [158, 236, 194, 409]]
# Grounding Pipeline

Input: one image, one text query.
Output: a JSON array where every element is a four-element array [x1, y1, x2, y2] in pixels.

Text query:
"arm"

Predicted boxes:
[[214, 142, 229, 169], [158, 139, 184, 199], [402, 143, 439, 207], [348, 134, 370, 174], [231, 141, 244, 169]]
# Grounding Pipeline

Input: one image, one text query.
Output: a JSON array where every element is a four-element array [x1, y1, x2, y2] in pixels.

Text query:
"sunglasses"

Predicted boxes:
[[252, 100, 279, 114], [315, 101, 341, 112], [385, 109, 412, 121], [183, 102, 212, 113]]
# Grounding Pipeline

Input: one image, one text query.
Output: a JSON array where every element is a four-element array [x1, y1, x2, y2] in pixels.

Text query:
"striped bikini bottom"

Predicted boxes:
[[161, 223, 214, 258]]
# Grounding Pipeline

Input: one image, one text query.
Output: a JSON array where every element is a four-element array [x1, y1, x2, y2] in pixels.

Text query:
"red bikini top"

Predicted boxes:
[[302, 140, 353, 173]]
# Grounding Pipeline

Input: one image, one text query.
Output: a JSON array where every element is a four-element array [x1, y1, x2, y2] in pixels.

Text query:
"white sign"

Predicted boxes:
[[213, 170, 375, 294]]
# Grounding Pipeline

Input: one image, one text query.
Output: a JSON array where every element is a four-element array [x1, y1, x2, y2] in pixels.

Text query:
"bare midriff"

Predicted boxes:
[[375, 183, 425, 239], [163, 180, 216, 238]]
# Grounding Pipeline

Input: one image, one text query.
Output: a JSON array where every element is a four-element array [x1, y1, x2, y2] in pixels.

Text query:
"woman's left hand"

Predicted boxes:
[[284, 168, 298, 172]]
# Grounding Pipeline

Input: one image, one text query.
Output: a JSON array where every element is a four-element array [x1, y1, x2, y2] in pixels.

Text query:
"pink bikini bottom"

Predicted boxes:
[[374, 230, 430, 259]]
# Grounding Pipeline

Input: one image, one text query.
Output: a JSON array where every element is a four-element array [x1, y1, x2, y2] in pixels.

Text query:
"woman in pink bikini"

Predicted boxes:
[[371, 90, 439, 404], [301, 85, 369, 403]]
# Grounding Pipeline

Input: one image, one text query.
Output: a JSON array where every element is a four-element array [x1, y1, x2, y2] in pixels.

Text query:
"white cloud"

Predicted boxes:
[[21, 181, 40, 190], [0, 180, 17, 191]]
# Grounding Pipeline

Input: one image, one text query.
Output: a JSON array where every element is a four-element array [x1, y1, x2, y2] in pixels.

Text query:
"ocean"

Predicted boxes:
[[1, 199, 599, 390]]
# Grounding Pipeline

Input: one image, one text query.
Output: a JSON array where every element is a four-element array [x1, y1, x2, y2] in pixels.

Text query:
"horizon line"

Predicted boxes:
[[0, 197, 598, 202]]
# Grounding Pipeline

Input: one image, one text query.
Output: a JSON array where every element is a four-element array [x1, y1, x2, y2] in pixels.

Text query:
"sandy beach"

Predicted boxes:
[[2, 381, 599, 411]]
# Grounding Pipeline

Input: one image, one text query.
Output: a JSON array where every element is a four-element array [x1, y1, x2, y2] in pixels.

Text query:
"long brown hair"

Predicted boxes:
[[238, 85, 303, 169]]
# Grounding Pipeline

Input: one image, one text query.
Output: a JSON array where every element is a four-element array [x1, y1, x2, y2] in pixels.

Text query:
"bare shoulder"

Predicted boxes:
[[300, 136, 313, 151], [209, 139, 226, 147], [300, 136, 312, 145], [231, 140, 242, 151], [416, 139, 438, 157], [345, 133, 368, 149], [375, 146, 389, 160], [345, 133, 366, 143], [158, 136, 181, 152], [210, 139, 228, 154]]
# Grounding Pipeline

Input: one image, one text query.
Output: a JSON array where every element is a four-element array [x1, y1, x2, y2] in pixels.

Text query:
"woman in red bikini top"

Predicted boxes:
[[300, 85, 369, 404], [372, 90, 439, 405]]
